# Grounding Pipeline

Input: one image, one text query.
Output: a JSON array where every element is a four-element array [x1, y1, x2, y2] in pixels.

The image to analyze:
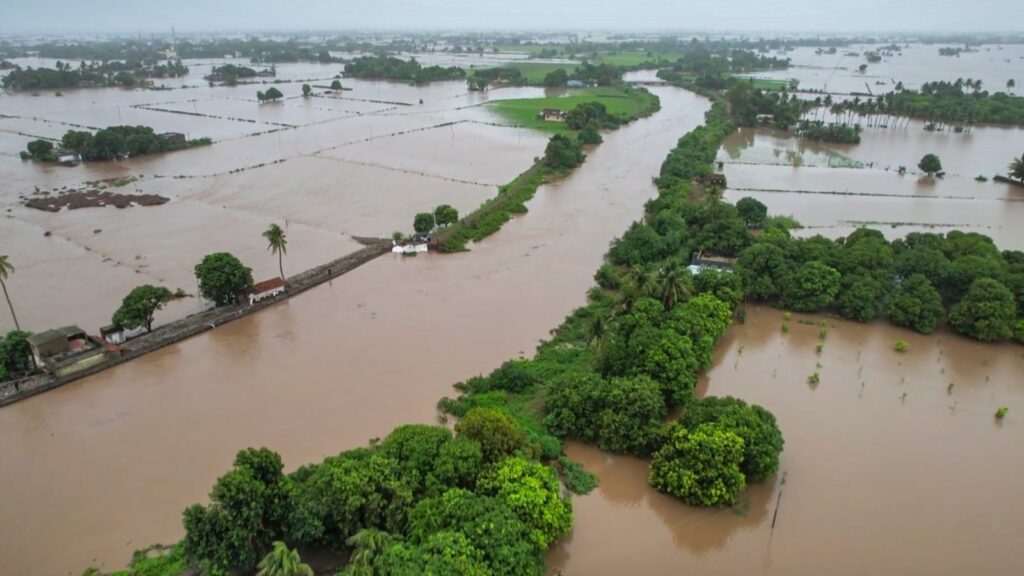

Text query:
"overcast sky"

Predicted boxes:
[[3, 0, 1022, 35]]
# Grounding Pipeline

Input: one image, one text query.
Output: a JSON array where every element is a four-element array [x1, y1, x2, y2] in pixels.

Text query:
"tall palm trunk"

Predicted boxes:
[[1, 278, 19, 331], [278, 251, 285, 282]]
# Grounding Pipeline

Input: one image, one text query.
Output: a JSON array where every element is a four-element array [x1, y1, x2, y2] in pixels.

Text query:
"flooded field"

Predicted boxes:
[[740, 43, 1024, 95], [0, 85, 711, 576], [0, 61, 556, 333], [720, 124, 1024, 248], [549, 304, 1024, 576]]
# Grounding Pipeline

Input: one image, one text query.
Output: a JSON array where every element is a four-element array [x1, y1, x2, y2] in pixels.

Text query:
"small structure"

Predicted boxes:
[[54, 149, 80, 165], [100, 324, 126, 345], [26, 325, 112, 377], [689, 250, 736, 274], [158, 132, 186, 147], [566, 79, 586, 88], [248, 277, 286, 305], [705, 173, 728, 188], [756, 113, 775, 125], [539, 108, 567, 122], [393, 234, 430, 255]]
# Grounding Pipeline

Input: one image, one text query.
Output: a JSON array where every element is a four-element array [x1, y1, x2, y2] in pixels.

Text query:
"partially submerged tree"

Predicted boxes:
[[649, 423, 746, 506], [918, 153, 943, 177], [301, 83, 311, 97], [433, 204, 459, 227], [112, 284, 174, 333], [413, 212, 436, 234], [1009, 153, 1024, 184]]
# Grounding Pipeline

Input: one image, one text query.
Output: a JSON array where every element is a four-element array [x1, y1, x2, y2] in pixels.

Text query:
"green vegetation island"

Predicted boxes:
[[21, 126, 211, 163], [342, 55, 465, 84], [1, 60, 187, 91]]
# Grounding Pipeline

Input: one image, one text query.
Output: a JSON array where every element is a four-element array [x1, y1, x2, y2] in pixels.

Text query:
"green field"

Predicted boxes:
[[591, 51, 685, 67], [495, 62, 578, 84], [743, 77, 793, 91], [487, 87, 659, 133]]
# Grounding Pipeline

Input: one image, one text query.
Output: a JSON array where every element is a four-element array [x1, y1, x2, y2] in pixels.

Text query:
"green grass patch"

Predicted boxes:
[[558, 456, 599, 494], [487, 86, 659, 133], [740, 77, 791, 91]]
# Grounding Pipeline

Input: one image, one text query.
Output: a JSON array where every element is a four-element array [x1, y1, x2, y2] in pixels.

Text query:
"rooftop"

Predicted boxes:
[[251, 277, 286, 294], [27, 325, 86, 347]]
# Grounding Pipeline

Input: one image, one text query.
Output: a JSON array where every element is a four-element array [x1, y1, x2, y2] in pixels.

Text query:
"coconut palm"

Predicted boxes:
[[1009, 154, 1024, 184], [0, 256, 19, 330], [346, 529, 395, 575], [262, 224, 288, 281], [1007, 79, 1016, 93], [256, 541, 312, 576], [657, 262, 691, 310]]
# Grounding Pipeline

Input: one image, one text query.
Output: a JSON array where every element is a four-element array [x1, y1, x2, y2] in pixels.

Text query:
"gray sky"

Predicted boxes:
[[3, 0, 1022, 35]]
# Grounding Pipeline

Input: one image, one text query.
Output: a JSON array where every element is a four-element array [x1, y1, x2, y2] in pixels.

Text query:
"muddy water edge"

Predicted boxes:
[[0, 86, 711, 575]]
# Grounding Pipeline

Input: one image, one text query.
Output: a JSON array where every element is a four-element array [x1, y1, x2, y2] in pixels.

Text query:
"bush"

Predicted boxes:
[[649, 423, 746, 506], [455, 408, 531, 463], [543, 134, 584, 170], [996, 407, 1009, 419], [894, 340, 908, 352], [487, 359, 540, 393], [578, 125, 603, 145], [557, 457, 598, 495]]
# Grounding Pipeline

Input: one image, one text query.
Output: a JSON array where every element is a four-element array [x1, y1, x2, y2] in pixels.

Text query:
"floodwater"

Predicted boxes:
[[0, 85, 711, 575], [0, 60, 552, 333], [549, 304, 1024, 576], [719, 123, 1024, 248], [740, 42, 1024, 95]]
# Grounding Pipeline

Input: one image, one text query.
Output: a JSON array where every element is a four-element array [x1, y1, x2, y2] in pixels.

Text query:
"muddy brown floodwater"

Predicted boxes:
[[548, 305, 1024, 576], [0, 85, 711, 575]]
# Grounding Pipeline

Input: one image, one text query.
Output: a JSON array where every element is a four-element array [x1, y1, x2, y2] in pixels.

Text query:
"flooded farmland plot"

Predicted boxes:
[[549, 305, 1024, 576]]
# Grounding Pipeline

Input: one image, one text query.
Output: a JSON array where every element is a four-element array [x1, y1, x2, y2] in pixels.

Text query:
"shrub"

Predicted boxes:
[[995, 407, 1009, 419], [557, 457, 598, 494], [808, 372, 820, 385], [455, 408, 530, 463], [894, 340, 908, 353]]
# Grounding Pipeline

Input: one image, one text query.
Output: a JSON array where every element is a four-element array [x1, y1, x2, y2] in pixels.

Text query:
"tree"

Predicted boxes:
[[886, 274, 945, 334], [918, 153, 943, 177], [0, 256, 19, 330], [649, 423, 746, 506], [1007, 79, 1016, 92], [194, 252, 253, 306], [61, 130, 93, 152], [676, 397, 784, 482], [454, 408, 529, 463], [736, 242, 790, 301], [26, 139, 53, 160], [836, 273, 885, 322], [112, 284, 173, 332], [735, 197, 767, 229], [433, 204, 459, 227], [301, 83, 311, 97], [578, 125, 603, 145], [656, 261, 691, 310], [345, 528, 396, 575], [1009, 153, 1024, 184], [413, 212, 435, 234], [780, 260, 841, 312], [264, 86, 284, 101], [477, 457, 573, 549], [330, 79, 343, 90], [949, 278, 1017, 341], [257, 541, 312, 576], [542, 134, 584, 170], [542, 68, 569, 87], [0, 330, 33, 377], [263, 224, 288, 281]]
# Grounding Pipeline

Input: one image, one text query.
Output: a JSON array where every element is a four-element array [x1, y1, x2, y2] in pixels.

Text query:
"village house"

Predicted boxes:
[[100, 324, 126, 345], [688, 250, 737, 275], [566, 79, 586, 88], [704, 173, 728, 188], [54, 149, 80, 165], [26, 326, 116, 377], [158, 132, 186, 147], [539, 108, 567, 122], [248, 277, 286, 305]]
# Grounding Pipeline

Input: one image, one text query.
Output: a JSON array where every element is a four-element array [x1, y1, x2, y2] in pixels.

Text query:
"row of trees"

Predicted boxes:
[[411, 204, 460, 235], [343, 55, 465, 84]]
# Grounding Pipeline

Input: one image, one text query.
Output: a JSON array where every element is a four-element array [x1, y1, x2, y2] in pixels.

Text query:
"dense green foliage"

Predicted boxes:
[[0, 330, 33, 380], [948, 278, 1018, 341], [796, 120, 862, 143], [675, 396, 784, 481], [112, 285, 174, 332], [2, 59, 187, 91], [542, 134, 585, 170], [344, 55, 465, 84], [257, 87, 284, 102], [194, 252, 254, 306], [919, 153, 943, 176], [34, 125, 212, 162], [827, 81, 1024, 127], [433, 204, 459, 227], [565, 102, 620, 130], [886, 274, 945, 334], [413, 212, 435, 234], [649, 423, 746, 506]]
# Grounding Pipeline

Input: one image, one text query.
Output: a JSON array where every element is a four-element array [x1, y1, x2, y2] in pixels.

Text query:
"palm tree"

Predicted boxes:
[[262, 224, 287, 282], [256, 541, 313, 576], [1009, 154, 1024, 184], [1007, 79, 1016, 93], [0, 256, 19, 330], [657, 262, 691, 310], [346, 529, 395, 575], [622, 265, 657, 303]]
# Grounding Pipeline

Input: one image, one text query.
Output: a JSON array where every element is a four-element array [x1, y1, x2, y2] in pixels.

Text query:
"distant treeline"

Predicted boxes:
[[1, 60, 187, 91], [826, 80, 1024, 128], [343, 55, 465, 84], [22, 126, 210, 163]]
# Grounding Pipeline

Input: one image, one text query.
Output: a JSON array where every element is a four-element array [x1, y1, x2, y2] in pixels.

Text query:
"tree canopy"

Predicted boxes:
[[194, 252, 253, 306], [649, 423, 746, 506], [112, 284, 174, 332]]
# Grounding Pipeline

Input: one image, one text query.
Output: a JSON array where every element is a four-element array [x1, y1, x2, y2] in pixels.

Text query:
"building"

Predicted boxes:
[[100, 324, 126, 345], [158, 132, 186, 147], [54, 149, 80, 165], [248, 278, 286, 305], [566, 79, 586, 88], [756, 113, 775, 125], [705, 173, 728, 188], [689, 250, 736, 274], [539, 108, 567, 122], [26, 326, 113, 377]]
